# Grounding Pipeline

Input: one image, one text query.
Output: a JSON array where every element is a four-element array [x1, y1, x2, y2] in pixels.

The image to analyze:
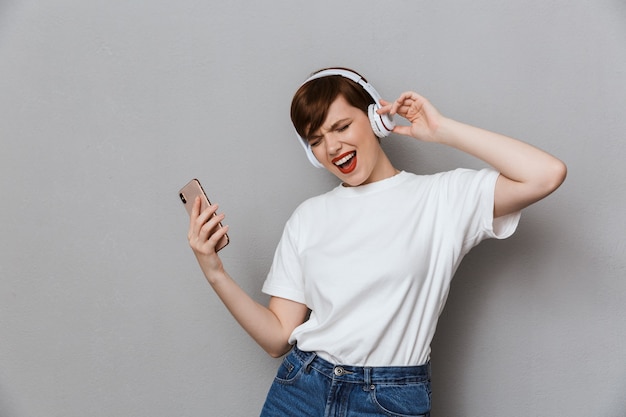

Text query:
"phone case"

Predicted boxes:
[[178, 179, 230, 252]]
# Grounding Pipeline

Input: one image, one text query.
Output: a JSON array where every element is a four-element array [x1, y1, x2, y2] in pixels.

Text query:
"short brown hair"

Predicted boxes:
[[291, 70, 374, 140]]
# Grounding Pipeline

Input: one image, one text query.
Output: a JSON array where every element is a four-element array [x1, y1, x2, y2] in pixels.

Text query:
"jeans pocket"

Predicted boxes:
[[370, 380, 431, 417], [273, 355, 304, 384]]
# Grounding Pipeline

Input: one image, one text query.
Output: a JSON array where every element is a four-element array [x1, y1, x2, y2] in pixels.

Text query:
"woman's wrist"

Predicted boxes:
[[206, 268, 230, 287], [426, 116, 456, 145], [195, 254, 227, 286]]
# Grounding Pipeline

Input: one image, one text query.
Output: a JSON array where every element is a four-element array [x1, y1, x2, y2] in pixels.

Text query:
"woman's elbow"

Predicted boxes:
[[265, 344, 292, 359], [543, 158, 568, 195]]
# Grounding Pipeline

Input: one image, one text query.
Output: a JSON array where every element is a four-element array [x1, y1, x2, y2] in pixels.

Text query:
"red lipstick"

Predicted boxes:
[[332, 151, 357, 174]]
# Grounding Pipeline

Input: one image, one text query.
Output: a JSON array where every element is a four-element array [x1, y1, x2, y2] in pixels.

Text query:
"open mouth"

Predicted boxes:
[[332, 151, 357, 174]]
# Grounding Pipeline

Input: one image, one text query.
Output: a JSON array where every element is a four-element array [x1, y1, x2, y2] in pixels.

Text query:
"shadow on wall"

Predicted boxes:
[[429, 208, 584, 414], [429, 226, 533, 413], [429, 183, 626, 415]]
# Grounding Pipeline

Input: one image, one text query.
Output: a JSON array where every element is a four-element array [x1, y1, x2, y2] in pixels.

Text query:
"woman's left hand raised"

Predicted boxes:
[[378, 92, 444, 143]]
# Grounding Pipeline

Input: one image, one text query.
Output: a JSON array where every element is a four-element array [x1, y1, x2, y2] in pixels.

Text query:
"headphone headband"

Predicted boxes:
[[302, 68, 382, 104]]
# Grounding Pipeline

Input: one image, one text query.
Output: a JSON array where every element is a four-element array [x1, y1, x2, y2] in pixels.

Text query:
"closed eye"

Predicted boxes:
[[308, 120, 351, 147], [308, 136, 322, 147], [337, 123, 351, 132]]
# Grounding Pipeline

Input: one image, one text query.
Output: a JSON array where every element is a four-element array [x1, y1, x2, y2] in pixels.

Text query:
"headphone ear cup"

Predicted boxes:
[[368, 104, 395, 138], [297, 133, 324, 168], [305, 143, 325, 168]]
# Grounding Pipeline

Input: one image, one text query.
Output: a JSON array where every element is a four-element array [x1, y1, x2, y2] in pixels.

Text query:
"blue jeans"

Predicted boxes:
[[260, 345, 431, 417]]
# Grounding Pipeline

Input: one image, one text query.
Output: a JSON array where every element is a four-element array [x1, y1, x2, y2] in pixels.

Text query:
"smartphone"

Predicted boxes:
[[178, 179, 230, 252]]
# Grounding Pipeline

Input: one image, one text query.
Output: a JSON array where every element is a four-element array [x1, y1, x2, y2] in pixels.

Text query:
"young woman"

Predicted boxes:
[[186, 68, 566, 417]]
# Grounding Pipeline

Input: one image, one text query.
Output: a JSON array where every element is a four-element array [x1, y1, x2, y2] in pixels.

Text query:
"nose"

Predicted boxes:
[[325, 132, 342, 156]]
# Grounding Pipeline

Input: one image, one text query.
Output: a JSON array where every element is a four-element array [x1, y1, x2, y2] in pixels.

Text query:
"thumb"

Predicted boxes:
[[391, 124, 412, 137]]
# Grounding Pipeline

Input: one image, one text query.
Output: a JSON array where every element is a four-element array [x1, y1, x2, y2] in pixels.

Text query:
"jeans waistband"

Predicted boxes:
[[290, 345, 431, 384]]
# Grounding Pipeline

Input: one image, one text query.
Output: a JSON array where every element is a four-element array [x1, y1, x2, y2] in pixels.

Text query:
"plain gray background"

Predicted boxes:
[[1, 1, 625, 416]]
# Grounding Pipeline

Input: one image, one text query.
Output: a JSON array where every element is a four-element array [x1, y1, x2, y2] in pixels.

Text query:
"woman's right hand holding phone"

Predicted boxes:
[[187, 196, 229, 281]]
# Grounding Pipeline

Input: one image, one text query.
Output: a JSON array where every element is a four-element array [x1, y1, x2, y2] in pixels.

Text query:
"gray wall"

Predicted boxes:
[[1, 1, 625, 416]]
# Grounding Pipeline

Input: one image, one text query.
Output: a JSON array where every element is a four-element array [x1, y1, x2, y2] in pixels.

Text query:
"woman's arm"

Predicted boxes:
[[187, 197, 309, 357], [432, 118, 567, 217], [380, 93, 567, 217]]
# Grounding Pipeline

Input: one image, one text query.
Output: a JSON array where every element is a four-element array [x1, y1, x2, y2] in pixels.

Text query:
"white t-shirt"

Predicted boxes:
[[262, 169, 520, 366]]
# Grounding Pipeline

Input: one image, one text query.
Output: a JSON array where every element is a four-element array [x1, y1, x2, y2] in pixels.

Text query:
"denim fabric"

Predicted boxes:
[[260, 346, 431, 417]]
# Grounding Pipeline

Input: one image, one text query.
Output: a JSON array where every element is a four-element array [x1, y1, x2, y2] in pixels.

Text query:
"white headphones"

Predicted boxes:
[[295, 68, 396, 168]]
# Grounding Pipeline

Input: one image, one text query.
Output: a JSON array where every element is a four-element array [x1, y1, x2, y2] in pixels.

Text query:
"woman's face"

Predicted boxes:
[[308, 95, 396, 186]]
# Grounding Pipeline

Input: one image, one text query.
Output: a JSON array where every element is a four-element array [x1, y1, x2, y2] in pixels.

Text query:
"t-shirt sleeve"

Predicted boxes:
[[262, 212, 307, 304], [445, 168, 521, 253]]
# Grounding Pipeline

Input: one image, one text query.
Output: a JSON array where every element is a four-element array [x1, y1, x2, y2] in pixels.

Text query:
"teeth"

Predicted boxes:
[[334, 152, 355, 166]]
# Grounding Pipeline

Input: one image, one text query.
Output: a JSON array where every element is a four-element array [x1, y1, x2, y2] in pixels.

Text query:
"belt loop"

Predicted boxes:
[[302, 350, 316, 373], [363, 367, 373, 391]]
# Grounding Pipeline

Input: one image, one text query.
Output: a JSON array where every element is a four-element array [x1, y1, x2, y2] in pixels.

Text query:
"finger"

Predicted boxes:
[[197, 204, 219, 225], [198, 212, 226, 241], [189, 196, 202, 229], [395, 91, 420, 106], [194, 222, 229, 256], [391, 124, 413, 137], [191, 196, 202, 217], [198, 218, 228, 254], [189, 202, 219, 240], [188, 196, 203, 240], [390, 103, 413, 119], [207, 224, 229, 249], [190, 197, 213, 228], [399, 91, 420, 101], [390, 92, 416, 115], [376, 99, 393, 114]]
